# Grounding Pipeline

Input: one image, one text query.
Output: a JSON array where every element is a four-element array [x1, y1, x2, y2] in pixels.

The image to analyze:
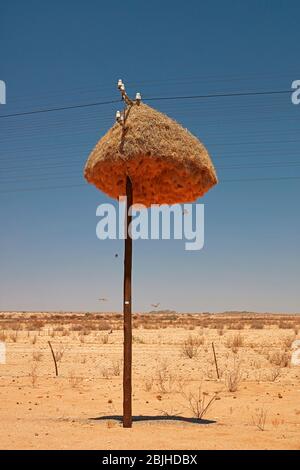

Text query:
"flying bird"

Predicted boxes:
[[151, 303, 160, 308], [98, 298, 108, 302]]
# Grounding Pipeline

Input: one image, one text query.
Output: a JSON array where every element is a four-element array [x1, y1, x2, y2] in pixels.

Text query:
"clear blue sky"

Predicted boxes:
[[0, 0, 299, 313]]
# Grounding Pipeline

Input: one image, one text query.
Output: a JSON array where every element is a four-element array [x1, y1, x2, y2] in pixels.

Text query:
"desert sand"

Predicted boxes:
[[0, 311, 300, 450]]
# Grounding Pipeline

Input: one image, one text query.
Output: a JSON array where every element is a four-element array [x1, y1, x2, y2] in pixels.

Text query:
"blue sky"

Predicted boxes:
[[0, 0, 299, 313]]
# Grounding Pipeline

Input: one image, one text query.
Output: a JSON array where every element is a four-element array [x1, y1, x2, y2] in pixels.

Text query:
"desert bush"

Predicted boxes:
[[250, 320, 264, 330], [143, 376, 154, 392], [111, 360, 121, 376], [252, 407, 267, 431], [32, 351, 43, 362], [282, 335, 295, 349], [68, 371, 83, 388], [9, 331, 18, 343], [29, 363, 38, 387], [31, 335, 37, 345], [181, 335, 202, 359], [51, 344, 65, 363], [101, 366, 111, 379], [229, 322, 244, 330], [101, 334, 109, 344], [225, 333, 244, 349], [98, 320, 112, 331], [133, 336, 145, 344], [268, 351, 290, 367], [278, 321, 292, 329], [225, 362, 243, 392], [156, 361, 177, 394], [181, 387, 218, 419], [0, 331, 6, 342], [268, 367, 281, 382]]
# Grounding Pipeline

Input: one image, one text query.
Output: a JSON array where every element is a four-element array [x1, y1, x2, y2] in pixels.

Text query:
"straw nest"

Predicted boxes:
[[84, 103, 217, 206]]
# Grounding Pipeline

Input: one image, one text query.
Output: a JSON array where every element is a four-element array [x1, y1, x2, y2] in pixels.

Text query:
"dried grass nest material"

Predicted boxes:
[[84, 103, 218, 206]]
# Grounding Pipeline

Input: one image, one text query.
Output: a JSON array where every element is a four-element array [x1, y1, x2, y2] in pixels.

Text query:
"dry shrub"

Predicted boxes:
[[101, 366, 111, 379], [278, 321, 292, 330], [252, 407, 267, 431], [156, 361, 177, 394], [225, 333, 244, 349], [68, 371, 84, 388], [31, 335, 37, 345], [268, 351, 290, 367], [250, 320, 264, 330], [29, 363, 38, 387], [133, 336, 145, 344], [182, 335, 203, 359], [32, 351, 43, 362], [111, 360, 121, 376], [79, 334, 85, 344], [217, 328, 224, 336], [9, 331, 18, 343], [54, 345, 65, 363], [268, 367, 281, 382], [101, 334, 109, 344], [143, 376, 154, 392], [229, 322, 244, 330], [282, 335, 295, 349], [225, 361, 243, 392], [181, 386, 218, 420], [0, 331, 6, 342], [98, 320, 112, 331]]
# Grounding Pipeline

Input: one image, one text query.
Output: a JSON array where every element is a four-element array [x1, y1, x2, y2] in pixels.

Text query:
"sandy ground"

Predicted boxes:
[[0, 312, 300, 450]]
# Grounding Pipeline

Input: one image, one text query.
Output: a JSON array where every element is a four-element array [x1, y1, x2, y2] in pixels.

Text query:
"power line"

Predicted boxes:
[[0, 175, 299, 194], [0, 99, 121, 119], [0, 89, 292, 120]]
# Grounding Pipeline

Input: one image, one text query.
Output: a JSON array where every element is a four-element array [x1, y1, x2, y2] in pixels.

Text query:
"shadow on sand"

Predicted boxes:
[[91, 415, 216, 425]]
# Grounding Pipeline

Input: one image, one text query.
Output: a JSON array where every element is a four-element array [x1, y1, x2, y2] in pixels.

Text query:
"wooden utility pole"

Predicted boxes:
[[123, 175, 133, 428]]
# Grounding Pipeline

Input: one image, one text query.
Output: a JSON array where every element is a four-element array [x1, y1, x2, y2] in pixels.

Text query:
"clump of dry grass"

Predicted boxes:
[[181, 386, 218, 420], [101, 366, 111, 379], [268, 367, 281, 382], [282, 335, 296, 349], [181, 335, 203, 359], [9, 331, 18, 343], [225, 361, 243, 392], [31, 334, 37, 345], [79, 334, 85, 344], [225, 333, 244, 350], [29, 363, 38, 387], [0, 330, 6, 342], [228, 322, 244, 330], [143, 376, 154, 392], [250, 320, 264, 330], [155, 360, 177, 394], [68, 371, 83, 388], [268, 350, 290, 368], [133, 335, 145, 344], [32, 351, 43, 362], [278, 321, 292, 330], [252, 407, 267, 431], [98, 320, 112, 331], [54, 345, 65, 363], [101, 334, 109, 344], [111, 360, 121, 376]]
